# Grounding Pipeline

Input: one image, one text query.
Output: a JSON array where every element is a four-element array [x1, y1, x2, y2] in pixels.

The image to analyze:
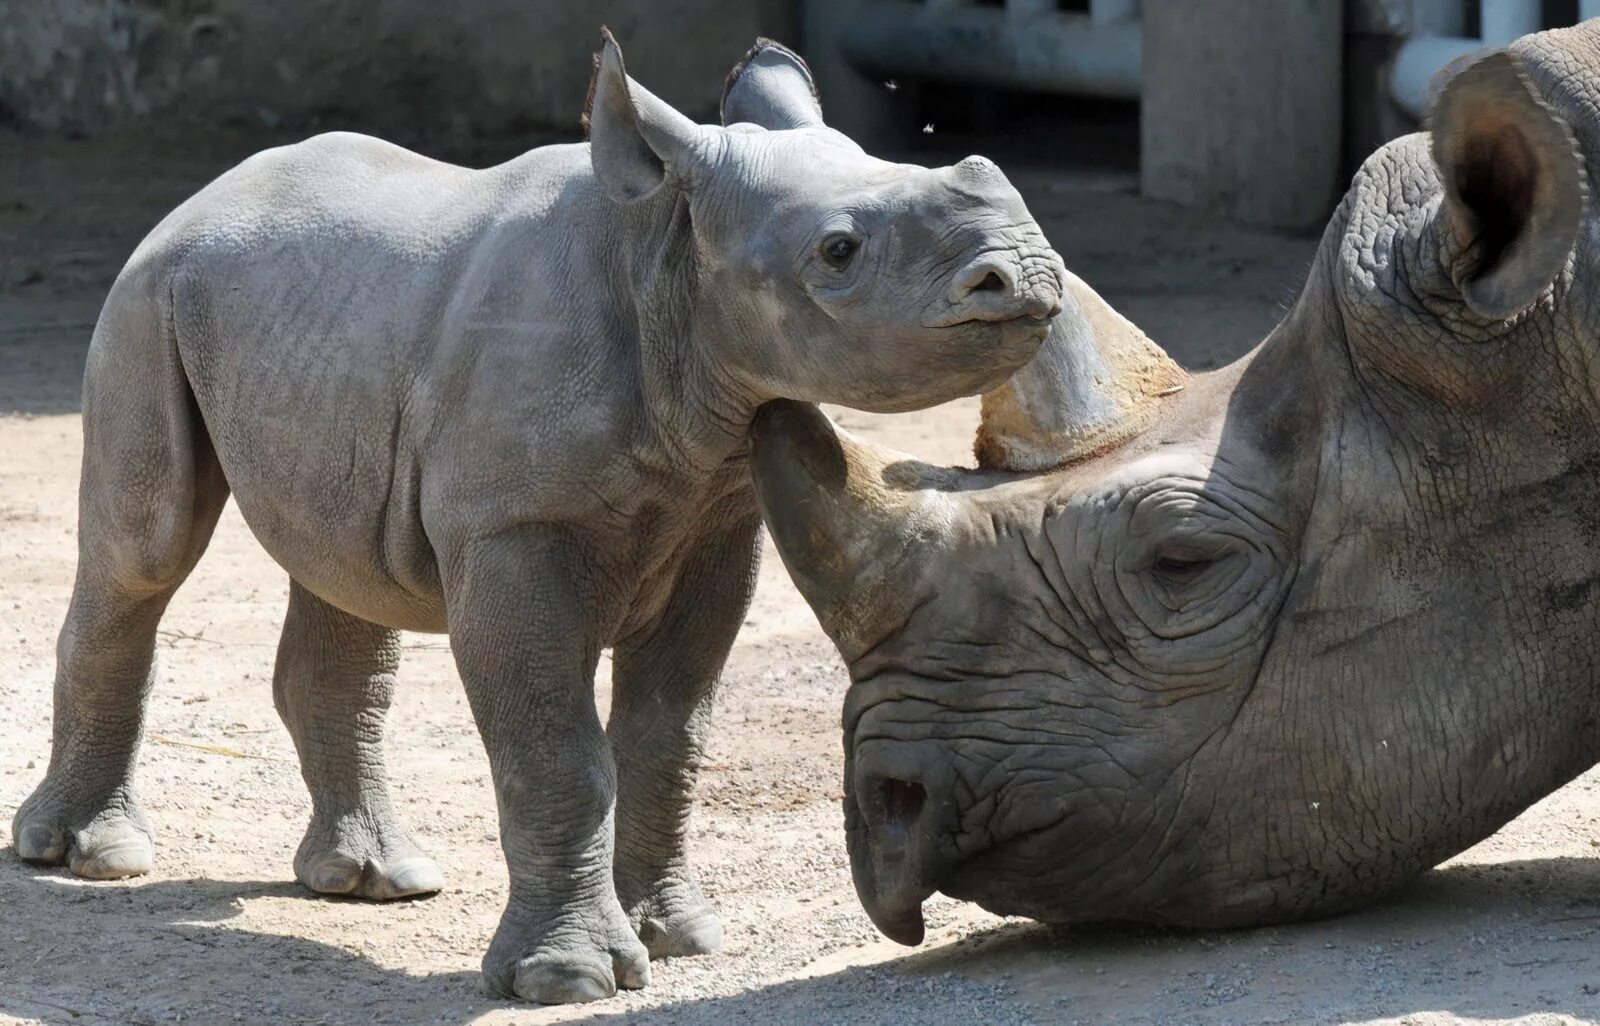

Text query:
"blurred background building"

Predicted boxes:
[[2, 0, 1596, 228]]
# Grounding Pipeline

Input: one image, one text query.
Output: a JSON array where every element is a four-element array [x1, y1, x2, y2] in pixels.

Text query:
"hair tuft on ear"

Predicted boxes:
[[585, 26, 707, 204], [581, 48, 602, 137]]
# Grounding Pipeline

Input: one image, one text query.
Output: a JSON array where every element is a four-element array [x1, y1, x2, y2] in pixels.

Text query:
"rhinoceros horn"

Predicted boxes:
[[975, 270, 1186, 471], [748, 400, 956, 659]]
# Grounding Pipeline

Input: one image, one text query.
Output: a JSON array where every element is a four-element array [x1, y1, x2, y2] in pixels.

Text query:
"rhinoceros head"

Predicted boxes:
[[750, 33, 1600, 944], [586, 32, 1066, 413]]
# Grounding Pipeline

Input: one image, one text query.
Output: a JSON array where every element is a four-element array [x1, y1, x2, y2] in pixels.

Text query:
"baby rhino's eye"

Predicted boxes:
[[821, 233, 860, 269]]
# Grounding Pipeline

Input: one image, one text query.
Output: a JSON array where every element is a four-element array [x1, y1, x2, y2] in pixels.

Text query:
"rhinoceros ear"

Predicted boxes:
[[975, 272, 1185, 472], [585, 28, 709, 203], [720, 38, 825, 130], [1430, 49, 1585, 321]]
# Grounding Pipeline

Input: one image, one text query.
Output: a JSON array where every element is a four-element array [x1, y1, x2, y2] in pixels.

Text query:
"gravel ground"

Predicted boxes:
[[4, 126, 1600, 1026]]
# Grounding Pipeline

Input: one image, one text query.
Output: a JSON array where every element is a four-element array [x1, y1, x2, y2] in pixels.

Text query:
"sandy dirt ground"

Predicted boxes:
[[6, 127, 1600, 1026]]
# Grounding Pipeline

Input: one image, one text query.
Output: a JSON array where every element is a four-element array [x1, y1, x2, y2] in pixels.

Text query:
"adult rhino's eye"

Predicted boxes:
[[821, 233, 860, 269], [1151, 553, 1215, 582]]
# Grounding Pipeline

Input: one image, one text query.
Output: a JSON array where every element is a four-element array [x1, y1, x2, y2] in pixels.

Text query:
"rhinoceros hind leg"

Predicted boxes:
[[13, 280, 229, 881], [273, 580, 442, 901]]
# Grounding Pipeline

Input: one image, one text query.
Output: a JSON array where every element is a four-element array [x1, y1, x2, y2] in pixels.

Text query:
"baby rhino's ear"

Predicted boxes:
[[720, 38, 825, 130], [586, 28, 710, 203]]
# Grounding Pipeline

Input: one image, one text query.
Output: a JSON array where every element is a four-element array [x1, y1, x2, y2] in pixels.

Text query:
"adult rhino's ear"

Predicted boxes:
[[720, 38, 825, 130], [1430, 49, 1586, 321], [585, 28, 709, 203]]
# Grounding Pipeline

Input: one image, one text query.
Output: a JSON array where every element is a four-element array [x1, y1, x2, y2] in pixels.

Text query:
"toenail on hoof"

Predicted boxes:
[[639, 915, 723, 960], [381, 857, 444, 899], [16, 824, 66, 863], [670, 920, 723, 958], [513, 960, 616, 1005], [615, 953, 651, 990], [71, 840, 152, 880], [306, 856, 362, 894]]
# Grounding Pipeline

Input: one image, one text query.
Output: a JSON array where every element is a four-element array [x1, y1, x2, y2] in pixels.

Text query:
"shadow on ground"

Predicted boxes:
[[0, 865, 486, 1026], [596, 856, 1600, 1025], [4, 854, 1600, 1025]]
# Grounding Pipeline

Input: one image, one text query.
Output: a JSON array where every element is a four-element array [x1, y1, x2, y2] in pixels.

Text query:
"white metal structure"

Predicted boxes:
[[1392, 0, 1592, 118], [810, 0, 1143, 105], [801, 0, 1593, 227]]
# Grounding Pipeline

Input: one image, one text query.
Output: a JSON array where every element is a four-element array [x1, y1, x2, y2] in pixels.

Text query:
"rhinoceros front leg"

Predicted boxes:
[[273, 580, 443, 900], [610, 516, 760, 959], [445, 531, 650, 1005]]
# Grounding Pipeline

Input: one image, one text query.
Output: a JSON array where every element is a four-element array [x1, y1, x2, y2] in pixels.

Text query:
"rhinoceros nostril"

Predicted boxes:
[[973, 271, 1007, 293], [880, 777, 927, 826]]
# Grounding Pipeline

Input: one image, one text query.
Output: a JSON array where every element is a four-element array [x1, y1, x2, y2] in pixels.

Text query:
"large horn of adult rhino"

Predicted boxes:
[[748, 400, 952, 659], [975, 270, 1186, 471]]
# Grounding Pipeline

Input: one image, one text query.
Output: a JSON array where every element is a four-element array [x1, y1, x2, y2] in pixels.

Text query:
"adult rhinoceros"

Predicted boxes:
[[749, 26, 1600, 945]]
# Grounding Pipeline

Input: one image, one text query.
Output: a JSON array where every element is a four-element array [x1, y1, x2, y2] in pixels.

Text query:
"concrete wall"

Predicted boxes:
[[1141, 0, 1344, 230], [0, 0, 798, 136]]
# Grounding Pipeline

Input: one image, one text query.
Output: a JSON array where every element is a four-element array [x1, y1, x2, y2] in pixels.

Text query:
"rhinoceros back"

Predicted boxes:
[[99, 131, 605, 631]]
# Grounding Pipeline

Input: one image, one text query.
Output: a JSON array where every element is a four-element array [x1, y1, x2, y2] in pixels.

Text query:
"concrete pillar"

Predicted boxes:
[[1479, 0, 1541, 46], [1088, 0, 1140, 24], [1409, 0, 1466, 35], [1140, 0, 1343, 230]]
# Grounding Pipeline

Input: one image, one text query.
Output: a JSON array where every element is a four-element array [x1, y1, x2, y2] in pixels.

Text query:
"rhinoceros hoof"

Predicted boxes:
[[626, 879, 724, 959], [294, 815, 443, 900], [12, 787, 154, 880], [638, 910, 723, 959], [483, 905, 651, 1004]]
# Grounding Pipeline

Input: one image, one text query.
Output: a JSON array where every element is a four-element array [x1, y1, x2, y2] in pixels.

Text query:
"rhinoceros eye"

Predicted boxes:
[[821, 233, 860, 269], [1151, 553, 1216, 582]]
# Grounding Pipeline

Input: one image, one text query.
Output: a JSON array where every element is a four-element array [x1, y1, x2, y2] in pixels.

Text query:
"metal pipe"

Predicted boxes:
[[840, 4, 1142, 99], [1479, 0, 1540, 45], [1408, 0, 1466, 36], [1390, 0, 1545, 119], [1390, 33, 1484, 118]]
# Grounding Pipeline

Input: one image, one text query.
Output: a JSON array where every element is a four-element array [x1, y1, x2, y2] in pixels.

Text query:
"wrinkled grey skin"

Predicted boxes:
[[751, 25, 1600, 946], [9, 34, 1064, 1004]]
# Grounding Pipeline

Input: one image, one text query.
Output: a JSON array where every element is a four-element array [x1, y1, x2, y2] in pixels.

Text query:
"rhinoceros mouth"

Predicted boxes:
[[925, 310, 1056, 336]]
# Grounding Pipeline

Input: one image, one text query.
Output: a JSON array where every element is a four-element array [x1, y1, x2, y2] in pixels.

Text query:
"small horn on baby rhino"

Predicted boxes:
[[975, 271, 1186, 471]]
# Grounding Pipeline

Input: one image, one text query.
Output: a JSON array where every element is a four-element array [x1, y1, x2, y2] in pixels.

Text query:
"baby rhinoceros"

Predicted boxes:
[[10, 34, 1065, 1004]]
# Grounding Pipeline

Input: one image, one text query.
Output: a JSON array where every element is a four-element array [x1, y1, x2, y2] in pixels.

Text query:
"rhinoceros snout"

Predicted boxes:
[[950, 252, 1063, 317], [930, 248, 1066, 329]]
